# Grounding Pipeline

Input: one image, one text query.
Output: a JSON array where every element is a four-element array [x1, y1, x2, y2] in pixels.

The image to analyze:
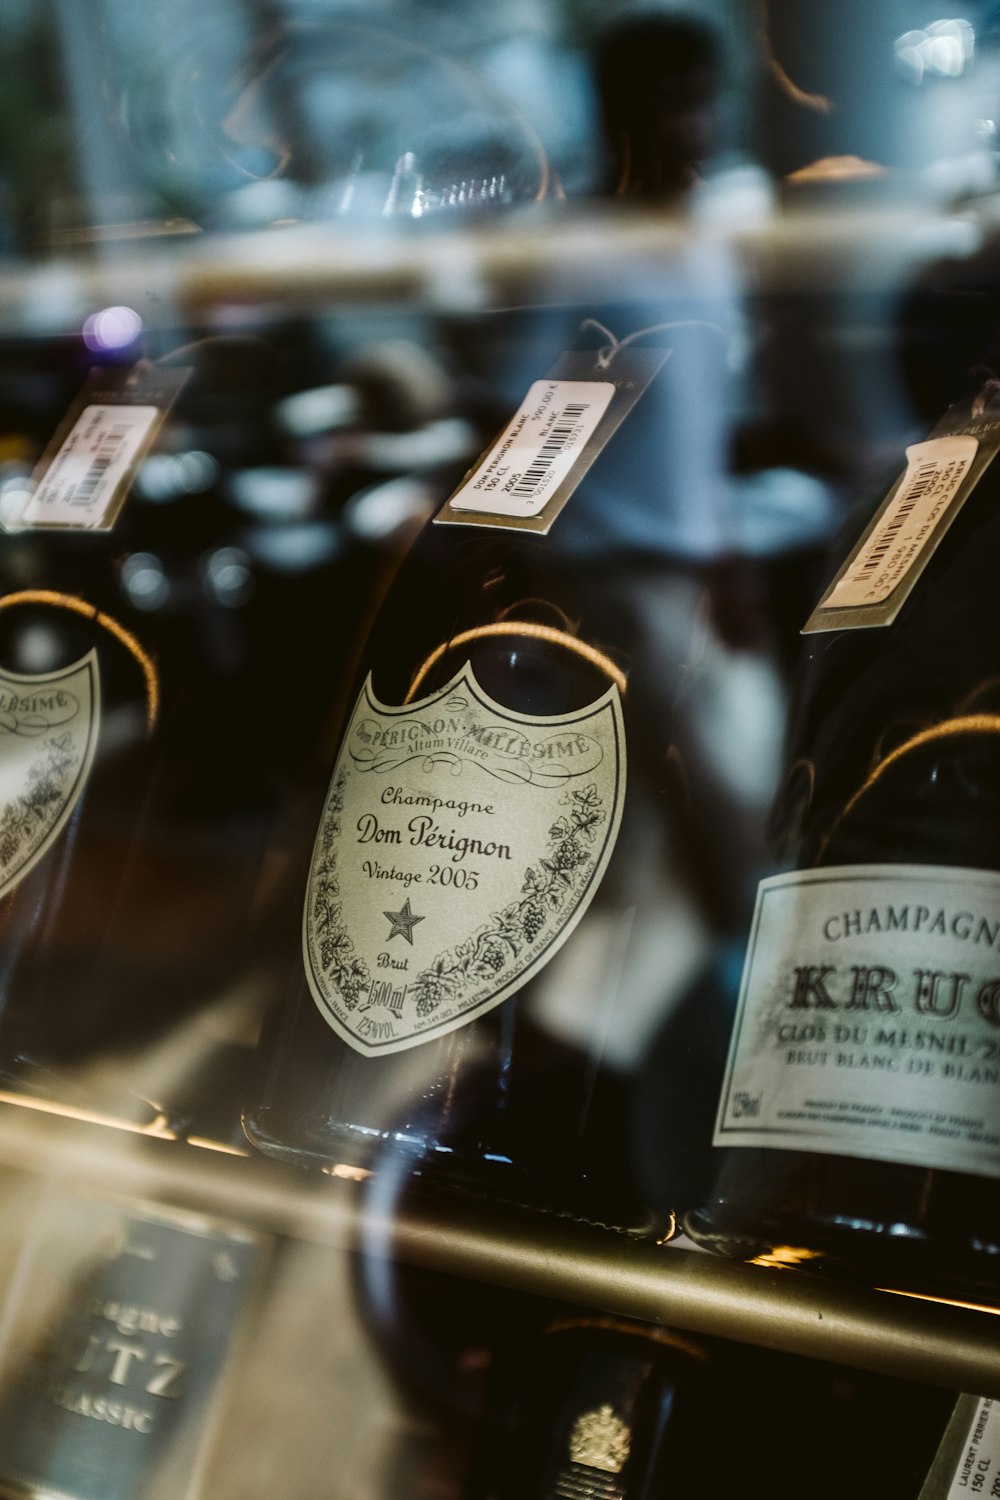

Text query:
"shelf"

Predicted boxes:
[[0, 200, 987, 336], [0, 1098, 996, 1399]]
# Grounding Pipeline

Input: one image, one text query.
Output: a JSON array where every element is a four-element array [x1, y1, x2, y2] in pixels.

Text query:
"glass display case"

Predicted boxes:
[[1, 2, 1000, 1496]]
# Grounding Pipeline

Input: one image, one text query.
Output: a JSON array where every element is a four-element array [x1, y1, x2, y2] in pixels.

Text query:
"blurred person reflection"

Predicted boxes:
[[595, 11, 721, 200], [753, 2, 998, 484], [533, 11, 785, 914], [455, 14, 800, 1222]]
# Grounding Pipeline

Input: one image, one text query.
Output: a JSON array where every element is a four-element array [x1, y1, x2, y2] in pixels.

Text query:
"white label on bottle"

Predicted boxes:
[[0, 654, 99, 901], [448, 380, 615, 519], [302, 663, 626, 1057], [0, 1192, 263, 1500], [940, 1398, 1000, 1500], [715, 864, 1000, 1178], [822, 435, 978, 610], [21, 405, 159, 530]]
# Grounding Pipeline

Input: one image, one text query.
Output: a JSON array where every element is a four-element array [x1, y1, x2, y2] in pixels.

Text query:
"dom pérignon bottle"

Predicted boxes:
[[245, 349, 693, 1229], [0, 587, 160, 1092], [686, 391, 1000, 1297], [0, 359, 263, 1122]]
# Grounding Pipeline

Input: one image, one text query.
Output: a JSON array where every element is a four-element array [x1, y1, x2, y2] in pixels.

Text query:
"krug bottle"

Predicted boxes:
[[686, 393, 1000, 1297]]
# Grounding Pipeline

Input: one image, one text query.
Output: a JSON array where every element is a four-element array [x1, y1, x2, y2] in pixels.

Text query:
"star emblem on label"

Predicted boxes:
[[383, 897, 424, 945]]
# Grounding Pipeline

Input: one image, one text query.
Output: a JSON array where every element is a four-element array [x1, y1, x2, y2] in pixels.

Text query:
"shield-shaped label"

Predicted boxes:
[[0, 653, 99, 901], [303, 663, 626, 1056]]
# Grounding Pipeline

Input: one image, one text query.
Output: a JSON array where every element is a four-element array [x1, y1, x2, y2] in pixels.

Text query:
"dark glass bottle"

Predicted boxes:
[[685, 395, 1000, 1298], [0, 587, 160, 1095], [463, 1315, 708, 1500], [243, 505, 654, 1227], [467, 1314, 958, 1500], [0, 374, 268, 1125], [243, 309, 790, 1229], [0, 1190, 263, 1500]]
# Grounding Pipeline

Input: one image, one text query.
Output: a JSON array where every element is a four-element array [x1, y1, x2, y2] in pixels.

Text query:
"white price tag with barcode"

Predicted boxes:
[[824, 434, 978, 610], [449, 379, 615, 519], [22, 403, 159, 530]]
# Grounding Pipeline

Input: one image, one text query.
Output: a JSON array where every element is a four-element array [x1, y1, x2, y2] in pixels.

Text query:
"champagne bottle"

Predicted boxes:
[[467, 1314, 957, 1500], [0, 586, 158, 1086], [0, 1189, 263, 1500], [0, 362, 265, 1125], [463, 1316, 708, 1500], [244, 346, 733, 1229], [244, 516, 640, 1222], [685, 392, 1000, 1297]]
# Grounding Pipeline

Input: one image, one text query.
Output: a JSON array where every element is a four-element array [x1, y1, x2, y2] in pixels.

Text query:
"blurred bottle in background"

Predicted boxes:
[[0, 1187, 264, 1500]]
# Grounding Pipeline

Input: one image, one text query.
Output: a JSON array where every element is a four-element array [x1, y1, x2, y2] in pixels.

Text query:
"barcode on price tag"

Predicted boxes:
[[823, 435, 978, 611], [436, 348, 669, 535], [21, 404, 159, 531], [448, 379, 615, 519], [802, 418, 1000, 632]]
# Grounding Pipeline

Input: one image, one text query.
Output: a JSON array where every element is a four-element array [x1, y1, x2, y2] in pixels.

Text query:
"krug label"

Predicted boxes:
[[715, 864, 1000, 1179], [303, 663, 626, 1057], [0, 653, 99, 900]]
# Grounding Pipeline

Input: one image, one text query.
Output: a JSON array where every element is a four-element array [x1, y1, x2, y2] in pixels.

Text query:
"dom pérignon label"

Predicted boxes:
[[303, 664, 624, 1057], [0, 654, 98, 899]]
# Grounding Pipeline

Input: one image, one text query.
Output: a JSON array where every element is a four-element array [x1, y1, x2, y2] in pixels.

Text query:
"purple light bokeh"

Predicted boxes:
[[82, 306, 143, 352]]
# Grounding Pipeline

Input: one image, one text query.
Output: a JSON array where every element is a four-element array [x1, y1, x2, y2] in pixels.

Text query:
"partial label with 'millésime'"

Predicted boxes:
[[715, 864, 1000, 1179], [303, 663, 625, 1057], [0, 653, 99, 900]]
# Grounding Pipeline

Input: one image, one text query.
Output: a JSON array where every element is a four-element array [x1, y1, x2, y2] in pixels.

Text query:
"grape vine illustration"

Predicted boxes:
[[411, 783, 605, 1017], [311, 768, 372, 1009], [0, 734, 79, 873]]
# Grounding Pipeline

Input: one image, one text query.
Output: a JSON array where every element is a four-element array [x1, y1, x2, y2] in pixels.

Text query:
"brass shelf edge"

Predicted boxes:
[[0, 201, 985, 333], [0, 1101, 995, 1397]]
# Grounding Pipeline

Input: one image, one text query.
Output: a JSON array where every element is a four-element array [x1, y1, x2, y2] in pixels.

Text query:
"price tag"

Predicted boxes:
[[919, 1396, 1000, 1500], [15, 366, 189, 533], [823, 436, 978, 610], [435, 348, 669, 536], [804, 402, 1000, 632], [448, 380, 615, 519]]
